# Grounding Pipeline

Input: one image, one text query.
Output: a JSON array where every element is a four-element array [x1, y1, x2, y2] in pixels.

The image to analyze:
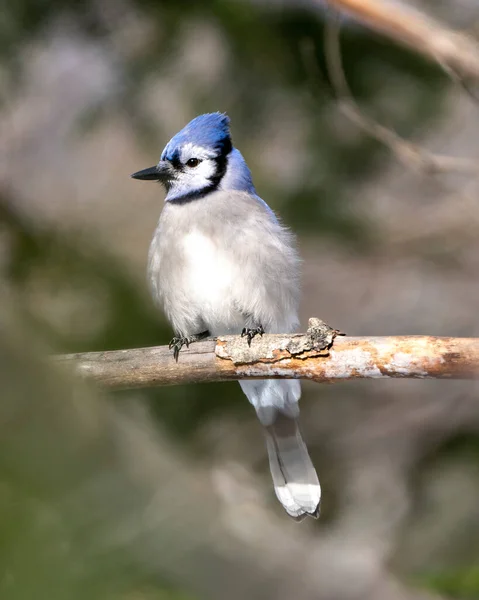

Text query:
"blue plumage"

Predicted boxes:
[[161, 112, 232, 162]]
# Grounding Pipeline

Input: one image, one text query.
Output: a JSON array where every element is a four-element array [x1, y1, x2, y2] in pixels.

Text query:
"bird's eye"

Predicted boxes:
[[186, 158, 201, 168]]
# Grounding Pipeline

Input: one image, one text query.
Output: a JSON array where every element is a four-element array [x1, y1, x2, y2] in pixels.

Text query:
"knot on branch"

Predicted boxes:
[[215, 318, 344, 366]]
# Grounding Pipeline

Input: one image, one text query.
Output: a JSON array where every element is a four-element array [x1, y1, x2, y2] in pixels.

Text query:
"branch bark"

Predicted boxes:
[[324, 0, 479, 82], [54, 334, 479, 390]]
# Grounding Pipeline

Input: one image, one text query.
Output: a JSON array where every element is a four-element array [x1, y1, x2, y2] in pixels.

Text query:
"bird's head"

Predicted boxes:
[[131, 112, 255, 202]]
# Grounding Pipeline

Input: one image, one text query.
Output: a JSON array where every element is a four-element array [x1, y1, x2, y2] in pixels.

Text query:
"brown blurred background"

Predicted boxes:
[[2, 1, 479, 598]]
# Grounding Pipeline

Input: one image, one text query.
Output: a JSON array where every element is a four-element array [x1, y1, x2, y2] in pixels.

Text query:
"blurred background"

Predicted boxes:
[[2, 0, 479, 598]]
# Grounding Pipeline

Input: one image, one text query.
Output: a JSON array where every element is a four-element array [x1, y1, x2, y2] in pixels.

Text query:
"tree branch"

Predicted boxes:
[[317, 15, 479, 175], [54, 334, 479, 390], [324, 0, 479, 83]]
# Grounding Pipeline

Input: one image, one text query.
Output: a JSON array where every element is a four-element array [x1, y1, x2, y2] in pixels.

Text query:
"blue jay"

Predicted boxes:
[[132, 113, 320, 519]]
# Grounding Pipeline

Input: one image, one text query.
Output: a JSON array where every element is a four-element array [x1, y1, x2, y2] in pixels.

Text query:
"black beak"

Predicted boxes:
[[131, 161, 171, 182]]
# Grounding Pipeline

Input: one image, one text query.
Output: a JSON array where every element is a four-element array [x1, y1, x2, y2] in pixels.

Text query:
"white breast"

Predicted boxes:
[[181, 230, 239, 327]]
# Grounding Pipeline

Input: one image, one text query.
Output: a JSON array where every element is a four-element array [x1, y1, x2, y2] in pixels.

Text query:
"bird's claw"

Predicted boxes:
[[169, 336, 190, 362], [168, 330, 210, 362], [241, 325, 264, 347]]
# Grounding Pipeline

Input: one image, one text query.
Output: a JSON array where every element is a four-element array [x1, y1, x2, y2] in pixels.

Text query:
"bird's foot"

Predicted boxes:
[[241, 325, 264, 347], [169, 330, 210, 362], [169, 337, 190, 362]]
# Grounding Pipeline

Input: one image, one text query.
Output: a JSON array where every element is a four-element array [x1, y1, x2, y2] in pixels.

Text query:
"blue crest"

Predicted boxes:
[[161, 112, 232, 161]]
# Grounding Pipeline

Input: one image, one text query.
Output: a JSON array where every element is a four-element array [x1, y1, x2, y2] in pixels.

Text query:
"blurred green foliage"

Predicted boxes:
[[417, 567, 479, 599], [0, 322, 200, 600], [395, 433, 479, 599]]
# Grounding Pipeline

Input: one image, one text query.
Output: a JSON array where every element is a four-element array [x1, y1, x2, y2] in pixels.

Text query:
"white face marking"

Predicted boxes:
[[165, 143, 220, 201], [179, 142, 216, 162]]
